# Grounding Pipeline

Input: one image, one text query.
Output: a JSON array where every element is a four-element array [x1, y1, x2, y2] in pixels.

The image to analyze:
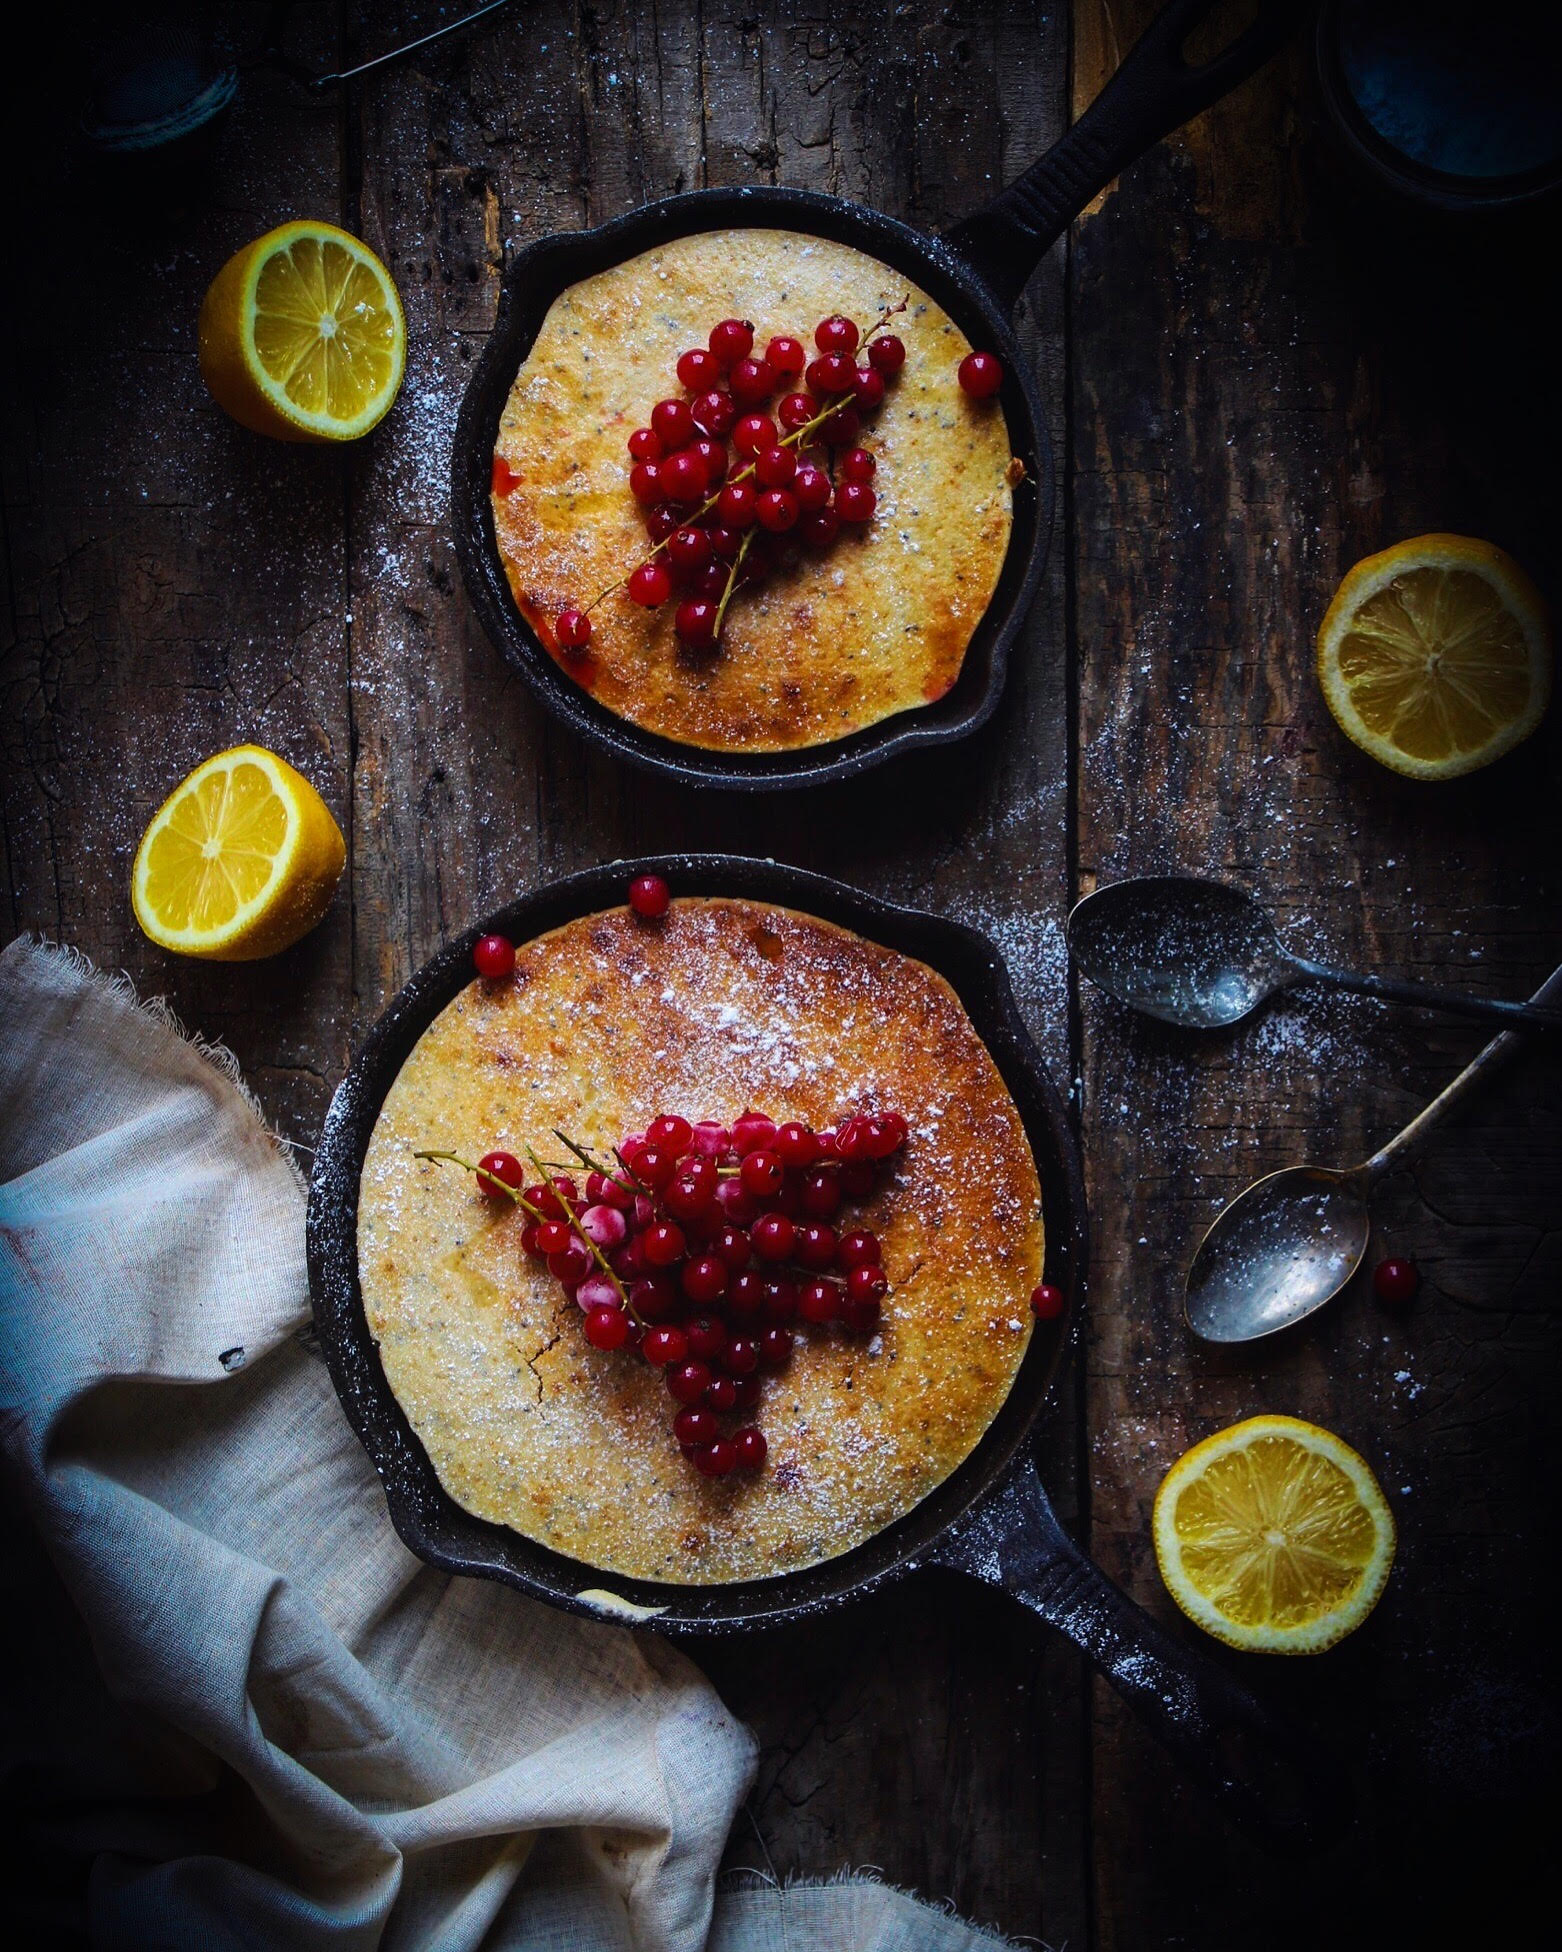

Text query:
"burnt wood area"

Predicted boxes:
[[3, 3, 1558, 1946]]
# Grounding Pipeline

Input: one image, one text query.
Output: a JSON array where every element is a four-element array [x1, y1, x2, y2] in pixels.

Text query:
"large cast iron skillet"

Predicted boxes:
[[308, 855, 1340, 1852], [451, 0, 1306, 790]]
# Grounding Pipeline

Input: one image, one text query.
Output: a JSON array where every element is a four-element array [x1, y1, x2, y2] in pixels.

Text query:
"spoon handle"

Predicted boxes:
[[1361, 960, 1562, 1185], [1290, 957, 1562, 1031]]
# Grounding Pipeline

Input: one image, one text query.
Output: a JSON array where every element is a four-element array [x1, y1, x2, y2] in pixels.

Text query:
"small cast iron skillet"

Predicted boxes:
[[451, 0, 1308, 791], [307, 855, 1342, 1853]]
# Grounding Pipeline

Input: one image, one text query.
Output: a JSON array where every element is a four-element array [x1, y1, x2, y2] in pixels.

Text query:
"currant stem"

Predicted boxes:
[[413, 1148, 548, 1223], [523, 1144, 638, 1320], [551, 1127, 638, 1198], [713, 530, 755, 636]]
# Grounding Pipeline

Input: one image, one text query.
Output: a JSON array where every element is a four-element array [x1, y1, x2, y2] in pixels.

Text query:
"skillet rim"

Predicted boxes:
[[450, 185, 1054, 793], [306, 854, 1087, 1635]]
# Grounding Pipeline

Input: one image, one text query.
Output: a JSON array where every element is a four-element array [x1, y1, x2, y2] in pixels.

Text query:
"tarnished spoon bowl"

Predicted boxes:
[[1067, 876, 1293, 1028], [1185, 1166, 1371, 1343]]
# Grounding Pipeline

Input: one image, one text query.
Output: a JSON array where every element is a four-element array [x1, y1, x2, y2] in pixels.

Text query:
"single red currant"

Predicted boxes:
[[731, 1373, 762, 1412], [706, 524, 741, 562], [835, 482, 876, 524], [795, 1222, 838, 1271], [838, 1229, 881, 1270], [628, 561, 673, 607], [732, 1110, 778, 1155], [658, 449, 706, 503], [631, 1274, 680, 1322], [547, 1239, 593, 1286], [646, 504, 681, 544], [685, 1314, 729, 1361], [798, 507, 840, 549], [677, 347, 722, 391], [1030, 1282, 1065, 1321], [791, 466, 831, 513], [718, 479, 758, 528], [629, 462, 663, 505], [847, 1264, 888, 1303], [535, 1218, 572, 1255], [724, 1335, 759, 1376], [799, 1167, 841, 1217], [774, 1121, 820, 1167], [735, 1426, 768, 1470], [691, 389, 737, 437], [756, 489, 798, 533], [819, 404, 860, 447], [694, 1439, 738, 1477], [627, 426, 663, 463], [729, 356, 776, 407], [733, 412, 778, 459], [755, 443, 797, 488], [751, 1211, 796, 1262], [798, 1277, 838, 1324], [628, 873, 671, 919], [667, 526, 711, 575], [673, 1406, 719, 1447], [815, 314, 860, 354], [475, 1150, 523, 1198], [957, 351, 1004, 398], [682, 1256, 728, 1305], [555, 608, 592, 651], [807, 352, 857, 394], [691, 438, 728, 485], [708, 318, 755, 367], [703, 1373, 739, 1412], [841, 447, 876, 483], [766, 335, 806, 378], [1373, 1257, 1420, 1305], [584, 1305, 630, 1351], [642, 1221, 686, 1268], [711, 1224, 752, 1270], [761, 1275, 797, 1323], [726, 1268, 766, 1320], [852, 366, 886, 411], [675, 599, 720, 648], [740, 1148, 785, 1196], [777, 391, 817, 432], [666, 1156, 719, 1220], [667, 1360, 713, 1405], [651, 398, 696, 448], [636, 1145, 676, 1191], [758, 1326, 794, 1370], [473, 934, 516, 980], [867, 333, 905, 375]]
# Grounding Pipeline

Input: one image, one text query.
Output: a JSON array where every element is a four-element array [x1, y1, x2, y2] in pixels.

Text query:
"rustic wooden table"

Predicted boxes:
[[5, 4, 1559, 1945]]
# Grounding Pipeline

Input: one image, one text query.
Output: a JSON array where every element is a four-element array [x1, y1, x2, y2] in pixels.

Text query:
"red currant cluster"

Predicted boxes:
[[549, 306, 910, 660], [421, 1106, 907, 1480]]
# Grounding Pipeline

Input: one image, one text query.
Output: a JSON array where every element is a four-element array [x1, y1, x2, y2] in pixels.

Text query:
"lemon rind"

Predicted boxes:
[[1152, 1413, 1396, 1656], [239, 221, 407, 441], [1316, 535, 1552, 781]]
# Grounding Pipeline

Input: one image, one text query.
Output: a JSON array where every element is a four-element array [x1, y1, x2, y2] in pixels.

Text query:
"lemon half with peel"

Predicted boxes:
[[132, 745, 345, 961], [1153, 1415, 1395, 1654], [1317, 533, 1551, 779], [198, 220, 406, 442]]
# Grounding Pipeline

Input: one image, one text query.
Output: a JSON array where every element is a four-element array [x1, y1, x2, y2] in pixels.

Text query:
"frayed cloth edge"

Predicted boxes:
[[716, 1866, 1059, 1949]]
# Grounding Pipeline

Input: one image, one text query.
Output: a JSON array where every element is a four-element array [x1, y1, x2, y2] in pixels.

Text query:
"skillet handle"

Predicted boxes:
[[944, 0, 1308, 311], [931, 1459, 1347, 1855]]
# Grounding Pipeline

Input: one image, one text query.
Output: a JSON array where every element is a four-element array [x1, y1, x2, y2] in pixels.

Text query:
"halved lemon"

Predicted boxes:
[[1316, 533, 1551, 779], [1152, 1415, 1395, 1655], [131, 745, 345, 961], [198, 220, 406, 442]]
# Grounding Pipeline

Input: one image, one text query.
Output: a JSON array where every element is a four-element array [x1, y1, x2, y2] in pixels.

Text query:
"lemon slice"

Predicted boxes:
[[132, 745, 345, 961], [1317, 533, 1551, 779], [198, 220, 406, 442], [1152, 1415, 1395, 1654]]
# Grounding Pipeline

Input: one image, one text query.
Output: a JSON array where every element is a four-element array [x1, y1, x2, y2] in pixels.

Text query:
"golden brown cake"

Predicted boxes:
[[490, 231, 1016, 752], [357, 898, 1043, 1585]]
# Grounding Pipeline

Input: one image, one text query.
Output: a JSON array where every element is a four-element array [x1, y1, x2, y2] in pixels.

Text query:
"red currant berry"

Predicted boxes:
[[790, 466, 830, 514], [724, 1335, 759, 1376], [815, 314, 860, 354], [773, 1121, 819, 1167], [675, 599, 720, 648], [867, 334, 905, 375], [636, 1144, 677, 1191], [807, 352, 857, 394], [777, 391, 816, 432], [958, 351, 1004, 398], [649, 1118, 693, 1156], [761, 1275, 797, 1323], [658, 449, 706, 503], [799, 1167, 841, 1217], [473, 933, 516, 979], [709, 318, 755, 367], [1373, 1257, 1420, 1305], [555, 608, 592, 651], [677, 347, 721, 391], [628, 561, 672, 607], [548, 1239, 593, 1285], [731, 1373, 762, 1412], [674, 1406, 719, 1447], [878, 1111, 908, 1151], [838, 1230, 881, 1270], [667, 1360, 713, 1405], [688, 560, 727, 602], [1029, 1282, 1065, 1321], [631, 1274, 680, 1322], [667, 526, 711, 575], [629, 462, 663, 505], [852, 366, 886, 411], [651, 398, 696, 448], [726, 1268, 766, 1321], [685, 1314, 729, 1362], [740, 1148, 784, 1197], [692, 437, 728, 483], [580, 1202, 627, 1248], [841, 447, 876, 483], [691, 389, 737, 437], [847, 1264, 888, 1303], [710, 1225, 751, 1270], [756, 489, 798, 533], [520, 1222, 545, 1257], [645, 504, 681, 544], [524, 1179, 567, 1220], [535, 1218, 572, 1255], [681, 1255, 728, 1305], [766, 335, 806, 378], [628, 426, 663, 464], [715, 1177, 760, 1226], [755, 443, 797, 488], [735, 1426, 768, 1470], [475, 1150, 523, 1198], [835, 482, 876, 524], [694, 1439, 738, 1477], [835, 1118, 870, 1161], [644, 1324, 689, 1367], [733, 1111, 778, 1155], [730, 356, 776, 406], [751, 1211, 796, 1262], [666, 1157, 719, 1221], [588, 1169, 633, 1210], [628, 873, 671, 919], [733, 412, 778, 459], [795, 1222, 838, 1271], [798, 507, 840, 549], [758, 1326, 794, 1370], [798, 1277, 839, 1324], [718, 479, 758, 528], [820, 405, 860, 447], [706, 524, 741, 562], [584, 1304, 630, 1351], [703, 1374, 739, 1412]]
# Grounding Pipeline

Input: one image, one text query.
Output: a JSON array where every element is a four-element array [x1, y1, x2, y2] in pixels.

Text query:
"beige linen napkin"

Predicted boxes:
[[0, 937, 1032, 1951]]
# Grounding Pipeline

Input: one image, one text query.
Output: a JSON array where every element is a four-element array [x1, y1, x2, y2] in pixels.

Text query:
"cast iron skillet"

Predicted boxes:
[[307, 855, 1342, 1853], [451, 0, 1308, 791]]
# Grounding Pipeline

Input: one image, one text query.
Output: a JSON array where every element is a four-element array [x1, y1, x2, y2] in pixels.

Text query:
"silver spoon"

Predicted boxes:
[[1185, 959, 1562, 1343], [1067, 875, 1562, 1032]]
